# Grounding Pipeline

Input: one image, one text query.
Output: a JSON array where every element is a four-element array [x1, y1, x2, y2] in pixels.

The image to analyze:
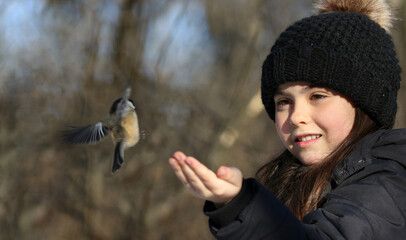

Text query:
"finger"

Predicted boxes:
[[173, 151, 187, 162], [216, 166, 243, 186], [184, 157, 235, 196], [168, 157, 180, 171], [170, 151, 190, 183], [180, 157, 211, 194], [168, 157, 188, 185], [171, 152, 201, 188], [185, 159, 241, 203], [184, 156, 218, 185]]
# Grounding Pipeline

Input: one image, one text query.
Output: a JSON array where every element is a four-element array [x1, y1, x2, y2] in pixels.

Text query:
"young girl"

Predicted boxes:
[[169, 0, 406, 239]]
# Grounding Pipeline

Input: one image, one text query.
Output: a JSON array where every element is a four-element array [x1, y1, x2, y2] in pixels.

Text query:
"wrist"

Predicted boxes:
[[213, 198, 233, 209], [204, 178, 256, 227]]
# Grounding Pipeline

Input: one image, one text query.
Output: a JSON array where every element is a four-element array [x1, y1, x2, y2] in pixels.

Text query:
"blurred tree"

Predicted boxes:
[[0, 0, 404, 239], [394, 0, 406, 127]]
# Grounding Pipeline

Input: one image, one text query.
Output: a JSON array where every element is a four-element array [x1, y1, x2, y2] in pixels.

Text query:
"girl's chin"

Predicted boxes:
[[296, 154, 327, 166]]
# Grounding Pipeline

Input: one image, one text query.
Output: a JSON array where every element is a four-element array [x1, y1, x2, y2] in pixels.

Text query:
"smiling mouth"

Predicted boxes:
[[295, 134, 322, 142]]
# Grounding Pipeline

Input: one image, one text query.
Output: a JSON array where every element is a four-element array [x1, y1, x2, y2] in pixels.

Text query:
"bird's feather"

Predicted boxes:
[[112, 141, 125, 173], [62, 122, 109, 144]]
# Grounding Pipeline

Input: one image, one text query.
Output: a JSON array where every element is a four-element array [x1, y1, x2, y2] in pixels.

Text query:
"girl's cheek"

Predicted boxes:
[[275, 117, 285, 137], [275, 115, 291, 147]]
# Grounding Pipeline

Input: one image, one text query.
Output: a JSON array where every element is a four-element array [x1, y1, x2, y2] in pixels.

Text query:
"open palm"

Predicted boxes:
[[169, 151, 243, 206]]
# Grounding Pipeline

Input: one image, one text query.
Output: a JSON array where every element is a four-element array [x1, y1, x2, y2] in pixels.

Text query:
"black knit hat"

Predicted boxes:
[[261, 3, 402, 129]]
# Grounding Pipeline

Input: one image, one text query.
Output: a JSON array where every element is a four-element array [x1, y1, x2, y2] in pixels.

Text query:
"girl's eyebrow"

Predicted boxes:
[[308, 84, 325, 89], [274, 85, 315, 96], [275, 84, 327, 96], [274, 89, 283, 96]]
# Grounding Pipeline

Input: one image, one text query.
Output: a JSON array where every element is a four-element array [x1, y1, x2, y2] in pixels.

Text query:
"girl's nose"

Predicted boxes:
[[289, 104, 310, 126]]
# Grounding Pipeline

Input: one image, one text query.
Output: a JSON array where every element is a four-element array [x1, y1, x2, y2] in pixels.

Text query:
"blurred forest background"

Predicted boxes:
[[0, 0, 405, 239]]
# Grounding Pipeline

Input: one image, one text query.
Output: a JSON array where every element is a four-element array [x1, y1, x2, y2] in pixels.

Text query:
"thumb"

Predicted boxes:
[[216, 166, 242, 185]]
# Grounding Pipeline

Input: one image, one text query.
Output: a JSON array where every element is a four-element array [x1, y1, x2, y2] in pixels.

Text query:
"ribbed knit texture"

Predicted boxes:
[[261, 12, 401, 128]]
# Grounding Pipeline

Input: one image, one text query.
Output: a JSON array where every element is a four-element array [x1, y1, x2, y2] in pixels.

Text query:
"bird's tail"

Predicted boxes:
[[112, 141, 125, 173]]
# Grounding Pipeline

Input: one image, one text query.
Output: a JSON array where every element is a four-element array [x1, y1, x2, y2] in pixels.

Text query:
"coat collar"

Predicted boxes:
[[332, 128, 406, 185]]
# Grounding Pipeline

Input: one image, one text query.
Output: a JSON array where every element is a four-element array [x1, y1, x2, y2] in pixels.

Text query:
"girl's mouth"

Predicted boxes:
[[295, 134, 322, 142]]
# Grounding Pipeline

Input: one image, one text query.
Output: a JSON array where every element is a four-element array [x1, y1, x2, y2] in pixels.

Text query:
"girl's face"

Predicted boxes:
[[274, 82, 356, 166]]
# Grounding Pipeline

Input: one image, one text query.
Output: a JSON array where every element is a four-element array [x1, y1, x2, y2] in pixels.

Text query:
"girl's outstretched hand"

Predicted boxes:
[[169, 151, 243, 207]]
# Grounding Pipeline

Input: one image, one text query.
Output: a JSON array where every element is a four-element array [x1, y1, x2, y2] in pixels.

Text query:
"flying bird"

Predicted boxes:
[[62, 88, 141, 173]]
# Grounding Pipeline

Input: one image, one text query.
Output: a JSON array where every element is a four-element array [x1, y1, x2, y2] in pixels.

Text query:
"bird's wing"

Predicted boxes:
[[62, 122, 110, 144]]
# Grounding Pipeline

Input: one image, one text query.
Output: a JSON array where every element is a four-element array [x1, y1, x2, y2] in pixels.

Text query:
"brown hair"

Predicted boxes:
[[256, 108, 379, 220]]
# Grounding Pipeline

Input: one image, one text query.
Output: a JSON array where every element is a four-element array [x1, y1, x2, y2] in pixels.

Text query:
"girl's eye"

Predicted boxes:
[[310, 94, 326, 100], [275, 99, 291, 107]]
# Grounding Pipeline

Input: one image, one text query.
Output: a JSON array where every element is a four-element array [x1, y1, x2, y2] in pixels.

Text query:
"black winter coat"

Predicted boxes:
[[204, 129, 406, 239]]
